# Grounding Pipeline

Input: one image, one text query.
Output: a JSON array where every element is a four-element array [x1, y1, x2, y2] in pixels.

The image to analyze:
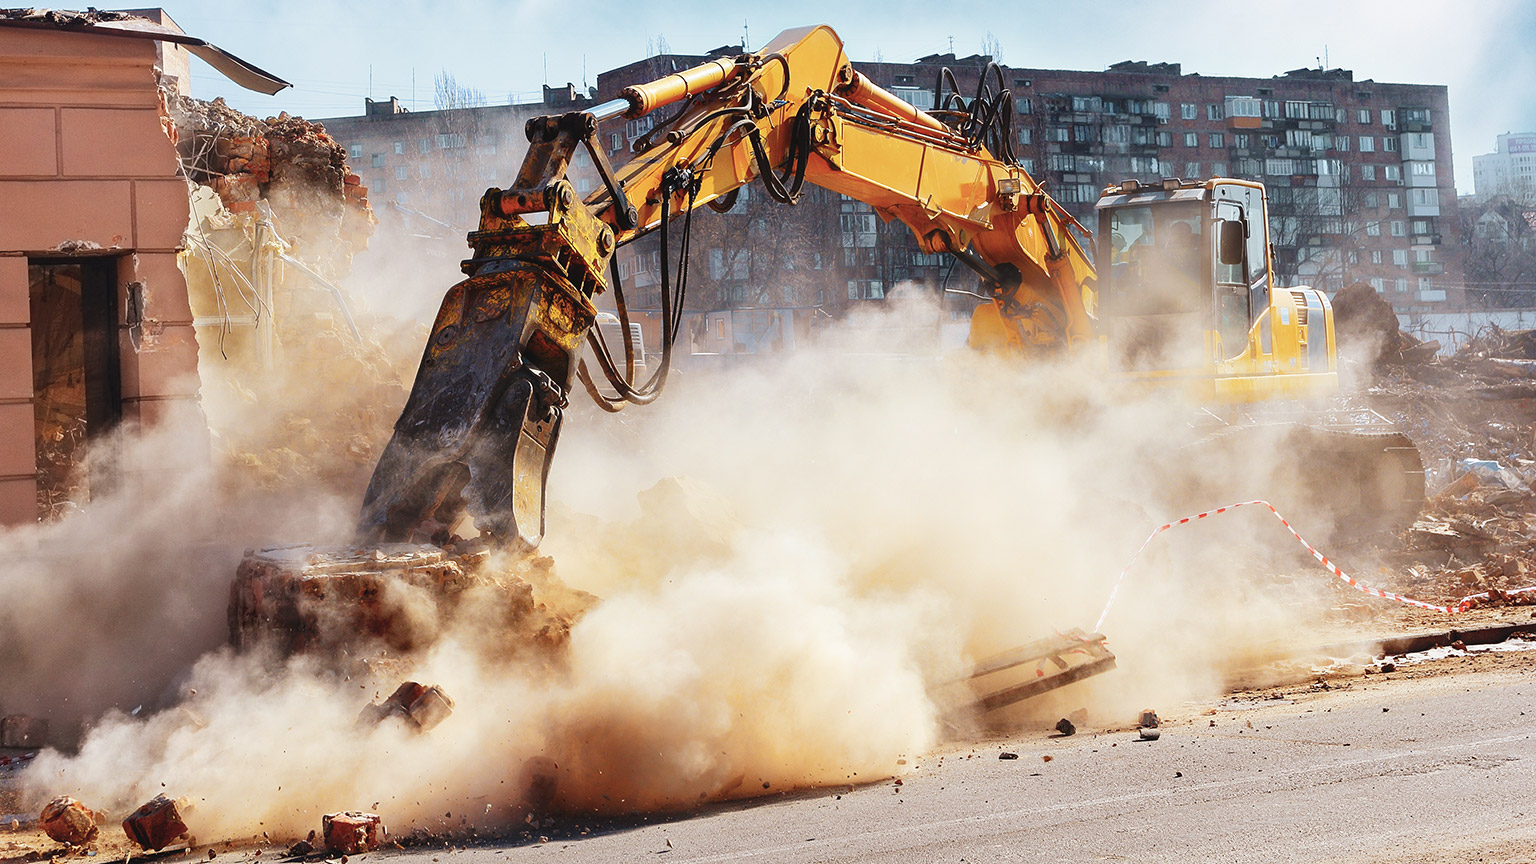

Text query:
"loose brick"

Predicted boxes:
[[122, 794, 188, 851], [322, 811, 382, 854], [39, 797, 98, 845]]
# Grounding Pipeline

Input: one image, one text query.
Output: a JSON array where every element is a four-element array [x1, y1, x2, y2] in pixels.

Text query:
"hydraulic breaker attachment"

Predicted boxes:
[[358, 113, 616, 549], [355, 261, 585, 549], [965, 628, 1116, 713]]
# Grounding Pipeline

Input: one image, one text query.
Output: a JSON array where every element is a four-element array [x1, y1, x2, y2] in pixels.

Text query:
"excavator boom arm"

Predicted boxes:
[[358, 25, 1096, 549]]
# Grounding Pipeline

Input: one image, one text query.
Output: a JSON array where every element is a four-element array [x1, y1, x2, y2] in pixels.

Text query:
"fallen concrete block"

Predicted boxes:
[[1, 715, 49, 748], [1138, 709, 1160, 729], [39, 796, 98, 845], [1138, 727, 1161, 741], [322, 811, 383, 854], [407, 685, 454, 731], [1055, 718, 1076, 737], [358, 682, 454, 732], [122, 794, 188, 851]]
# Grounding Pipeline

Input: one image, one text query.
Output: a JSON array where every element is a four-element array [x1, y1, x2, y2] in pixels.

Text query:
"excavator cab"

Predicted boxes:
[[1094, 178, 1335, 404]]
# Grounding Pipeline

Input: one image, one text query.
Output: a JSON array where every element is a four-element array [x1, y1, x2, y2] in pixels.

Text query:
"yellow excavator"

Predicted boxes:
[[241, 25, 1424, 710]]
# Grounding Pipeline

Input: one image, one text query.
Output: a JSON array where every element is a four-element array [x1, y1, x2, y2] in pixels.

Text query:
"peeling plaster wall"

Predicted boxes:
[[0, 25, 203, 527]]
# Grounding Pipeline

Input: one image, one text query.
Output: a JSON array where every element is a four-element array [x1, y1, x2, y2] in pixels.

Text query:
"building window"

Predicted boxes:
[[1370, 277, 1384, 291], [1372, 250, 1384, 264], [1104, 125, 1130, 144], [370, 153, 385, 167], [393, 142, 404, 155], [1396, 277, 1408, 292], [1153, 102, 1170, 121], [1358, 136, 1374, 152], [1392, 249, 1407, 266], [348, 144, 363, 158], [1180, 103, 1198, 120], [1234, 133, 1249, 148], [1018, 128, 1031, 146], [375, 177, 386, 193], [1358, 108, 1371, 124], [436, 133, 466, 149], [394, 166, 407, 180], [1049, 126, 1070, 142], [1381, 109, 1396, 128], [1335, 135, 1349, 152], [1384, 136, 1398, 152], [1410, 161, 1436, 177], [419, 164, 431, 179], [1366, 221, 1381, 236], [418, 138, 431, 154], [1361, 164, 1376, 181], [1385, 165, 1402, 181], [1212, 162, 1227, 176], [1074, 124, 1097, 143], [1184, 162, 1200, 177], [1387, 192, 1401, 209], [1156, 131, 1171, 147], [1287, 129, 1313, 148], [1207, 104, 1224, 121], [1072, 96, 1102, 112], [1015, 97, 1032, 113], [1265, 158, 1295, 175], [1184, 132, 1198, 147], [1365, 191, 1379, 208], [1226, 96, 1261, 118], [1208, 132, 1224, 148], [1390, 220, 1406, 237]]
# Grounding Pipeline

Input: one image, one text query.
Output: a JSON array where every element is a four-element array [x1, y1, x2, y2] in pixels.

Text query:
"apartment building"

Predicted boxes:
[[1473, 132, 1536, 203]]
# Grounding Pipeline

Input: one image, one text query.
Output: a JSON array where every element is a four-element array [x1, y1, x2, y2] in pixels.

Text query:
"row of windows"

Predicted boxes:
[[1036, 123, 1428, 157], [1036, 96, 1428, 128], [345, 132, 485, 162]]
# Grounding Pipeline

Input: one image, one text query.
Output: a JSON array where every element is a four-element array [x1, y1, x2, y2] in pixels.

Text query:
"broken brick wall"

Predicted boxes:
[[0, 25, 202, 527]]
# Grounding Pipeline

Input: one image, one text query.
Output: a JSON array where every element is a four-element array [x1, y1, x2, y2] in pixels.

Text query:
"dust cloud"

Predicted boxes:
[[5, 275, 1342, 840]]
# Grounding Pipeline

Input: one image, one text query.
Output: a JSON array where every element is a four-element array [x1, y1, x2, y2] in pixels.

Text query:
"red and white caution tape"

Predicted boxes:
[[1094, 500, 1472, 632]]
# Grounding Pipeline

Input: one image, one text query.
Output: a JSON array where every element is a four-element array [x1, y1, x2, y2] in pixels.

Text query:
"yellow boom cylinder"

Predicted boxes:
[[620, 56, 738, 118]]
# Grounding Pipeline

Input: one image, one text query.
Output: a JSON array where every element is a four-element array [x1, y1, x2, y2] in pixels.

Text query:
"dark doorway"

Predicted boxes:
[[28, 258, 121, 519]]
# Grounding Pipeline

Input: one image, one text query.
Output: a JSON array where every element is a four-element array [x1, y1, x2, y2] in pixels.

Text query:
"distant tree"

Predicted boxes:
[[981, 32, 1003, 64], [1458, 191, 1536, 308]]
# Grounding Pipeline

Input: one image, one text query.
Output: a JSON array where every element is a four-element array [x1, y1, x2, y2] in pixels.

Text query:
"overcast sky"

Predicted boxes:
[[154, 0, 1536, 195]]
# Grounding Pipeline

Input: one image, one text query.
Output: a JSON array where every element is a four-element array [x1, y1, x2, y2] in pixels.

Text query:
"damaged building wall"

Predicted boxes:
[[0, 20, 201, 527]]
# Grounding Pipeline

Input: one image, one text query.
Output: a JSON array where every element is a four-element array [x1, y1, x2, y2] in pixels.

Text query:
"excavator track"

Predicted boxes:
[[1173, 421, 1426, 545]]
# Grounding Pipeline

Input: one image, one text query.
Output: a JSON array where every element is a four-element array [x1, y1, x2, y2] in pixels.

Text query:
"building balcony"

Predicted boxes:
[[1407, 201, 1440, 217], [1418, 288, 1447, 302], [1411, 261, 1444, 275]]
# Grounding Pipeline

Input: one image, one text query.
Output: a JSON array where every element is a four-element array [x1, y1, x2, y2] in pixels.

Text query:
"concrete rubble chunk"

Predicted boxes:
[[520, 757, 560, 813], [1138, 709, 1160, 729], [39, 796, 98, 845], [1, 715, 49, 748], [357, 682, 454, 732], [1055, 718, 1076, 736], [122, 794, 189, 851], [322, 811, 383, 854]]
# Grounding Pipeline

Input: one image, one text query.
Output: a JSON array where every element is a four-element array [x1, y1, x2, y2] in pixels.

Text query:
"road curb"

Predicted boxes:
[[1319, 622, 1532, 658]]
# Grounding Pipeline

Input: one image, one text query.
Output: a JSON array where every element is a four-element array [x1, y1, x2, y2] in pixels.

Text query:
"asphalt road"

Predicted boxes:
[[392, 662, 1536, 864]]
